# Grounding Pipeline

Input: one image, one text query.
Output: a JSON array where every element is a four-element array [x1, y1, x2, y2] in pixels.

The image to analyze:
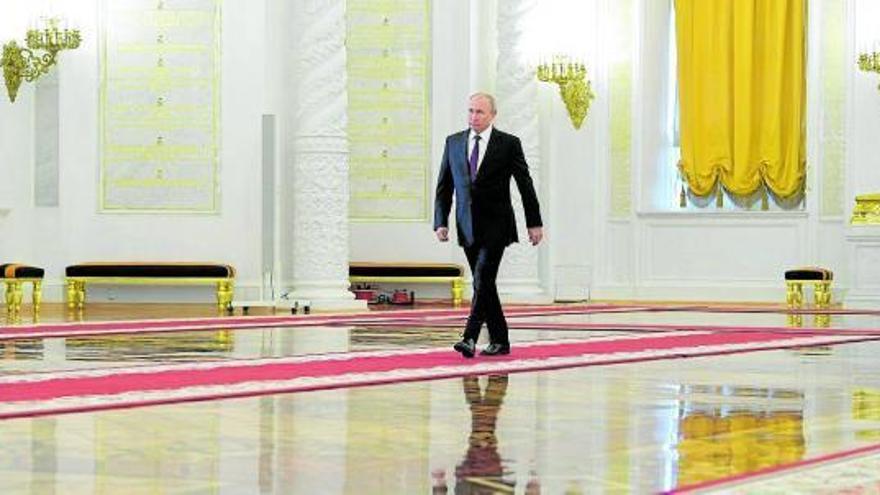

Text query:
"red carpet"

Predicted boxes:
[[3, 302, 879, 341], [0, 330, 871, 420], [356, 320, 880, 337], [0, 303, 648, 341]]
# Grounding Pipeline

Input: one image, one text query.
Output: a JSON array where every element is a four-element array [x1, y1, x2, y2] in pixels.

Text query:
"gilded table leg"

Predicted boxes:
[[32, 280, 42, 313], [785, 281, 804, 309], [451, 278, 463, 307]]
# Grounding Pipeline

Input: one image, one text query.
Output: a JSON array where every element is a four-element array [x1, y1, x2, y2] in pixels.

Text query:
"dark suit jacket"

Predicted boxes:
[[434, 128, 543, 248]]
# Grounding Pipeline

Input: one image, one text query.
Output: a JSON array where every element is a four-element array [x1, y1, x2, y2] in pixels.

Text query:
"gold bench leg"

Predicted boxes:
[[814, 281, 832, 308], [67, 280, 86, 310], [11, 281, 23, 314], [4, 281, 14, 317], [786, 281, 804, 309], [76, 281, 86, 309], [32, 280, 42, 314], [217, 280, 234, 311], [451, 278, 463, 307], [66, 280, 78, 310]]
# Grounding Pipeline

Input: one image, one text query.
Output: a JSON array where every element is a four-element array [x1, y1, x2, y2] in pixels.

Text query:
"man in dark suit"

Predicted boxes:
[[434, 92, 543, 357]]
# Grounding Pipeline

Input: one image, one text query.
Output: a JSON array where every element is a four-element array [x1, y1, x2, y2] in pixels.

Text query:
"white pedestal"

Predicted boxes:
[[845, 225, 880, 308]]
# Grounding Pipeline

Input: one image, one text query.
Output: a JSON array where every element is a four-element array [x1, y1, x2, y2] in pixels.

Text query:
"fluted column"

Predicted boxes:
[[495, 0, 548, 301], [287, 0, 364, 309]]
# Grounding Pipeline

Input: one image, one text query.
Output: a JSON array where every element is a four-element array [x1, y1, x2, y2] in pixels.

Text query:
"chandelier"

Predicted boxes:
[[1, 17, 81, 102], [858, 50, 880, 91], [536, 55, 595, 129]]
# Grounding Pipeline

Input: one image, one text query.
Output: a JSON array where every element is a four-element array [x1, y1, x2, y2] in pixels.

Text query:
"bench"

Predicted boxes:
[[349, 262, 464, 306], [0, 263, 44, 316], [65, 262, 235, 310], [784, 267, 833, 308]]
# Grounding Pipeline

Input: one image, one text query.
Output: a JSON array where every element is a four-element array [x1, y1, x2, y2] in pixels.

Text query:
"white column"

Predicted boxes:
[[495, 0, 550, 302], [469, 0, 498, 93], [286, 0, 365, 310]]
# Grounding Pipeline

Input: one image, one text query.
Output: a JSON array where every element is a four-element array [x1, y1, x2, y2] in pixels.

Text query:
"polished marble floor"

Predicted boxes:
[[1, 303, 880, 493]]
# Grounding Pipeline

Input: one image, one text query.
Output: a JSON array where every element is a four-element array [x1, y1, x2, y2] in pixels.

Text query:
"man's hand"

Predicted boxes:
[[527, 227, 543, 246], [435, 227, 449, 242]]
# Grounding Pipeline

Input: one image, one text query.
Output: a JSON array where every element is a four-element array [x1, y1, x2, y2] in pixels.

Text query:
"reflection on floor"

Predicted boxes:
[[0, 302, 880, 493], [677, 386, 805, 486]]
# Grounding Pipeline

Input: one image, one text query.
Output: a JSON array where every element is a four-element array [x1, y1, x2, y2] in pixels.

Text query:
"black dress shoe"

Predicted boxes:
[[480, 343, 510, 356], [453, 338, 476, 358]]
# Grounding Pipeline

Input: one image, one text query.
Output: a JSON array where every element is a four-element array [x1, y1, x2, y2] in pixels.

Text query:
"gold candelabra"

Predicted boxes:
[[858, 50, 880, 91], [1, 17, 81, 102], [536, 56, 594, 129]]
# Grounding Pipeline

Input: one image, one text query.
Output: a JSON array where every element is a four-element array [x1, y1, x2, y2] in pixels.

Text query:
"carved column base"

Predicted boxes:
[[289, 280, 367, 311]]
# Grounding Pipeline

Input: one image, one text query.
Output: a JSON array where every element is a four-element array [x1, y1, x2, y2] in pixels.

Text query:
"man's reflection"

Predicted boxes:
[[453, 374, 515, 494]]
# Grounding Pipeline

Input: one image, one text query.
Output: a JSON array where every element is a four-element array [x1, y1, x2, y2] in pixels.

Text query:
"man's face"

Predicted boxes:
[[468, 96, 495, 133]]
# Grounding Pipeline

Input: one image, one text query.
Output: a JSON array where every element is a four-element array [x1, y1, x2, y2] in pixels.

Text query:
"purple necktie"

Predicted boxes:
[[469, 135, 481, 180]]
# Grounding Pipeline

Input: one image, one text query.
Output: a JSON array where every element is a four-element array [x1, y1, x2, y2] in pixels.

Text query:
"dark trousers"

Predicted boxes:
[[462, 244, 508, 345]]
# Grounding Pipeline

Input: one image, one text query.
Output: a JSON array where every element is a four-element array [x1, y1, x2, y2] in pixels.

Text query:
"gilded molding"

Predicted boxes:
[[820, 0, 846, 217], [609, 0, 634, 218]]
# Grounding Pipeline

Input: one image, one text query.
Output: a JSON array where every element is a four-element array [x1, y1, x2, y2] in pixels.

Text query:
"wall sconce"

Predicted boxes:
[[536, 55, 595, 129], [1, 17, 81, 103], [858, 49, 880, 91]]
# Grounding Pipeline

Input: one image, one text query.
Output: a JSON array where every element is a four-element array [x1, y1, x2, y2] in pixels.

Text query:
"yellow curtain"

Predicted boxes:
[[675, 0, 806, 199]]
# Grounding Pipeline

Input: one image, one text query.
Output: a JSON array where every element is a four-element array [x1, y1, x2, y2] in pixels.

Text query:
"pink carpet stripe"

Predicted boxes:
[[2, 303, 879, 341], [355, 320, 880, 337], [670, 442, 880, 493], [651, 304, 880, 316], [0, 303, 649, 341], [0, 331, 873, 420]]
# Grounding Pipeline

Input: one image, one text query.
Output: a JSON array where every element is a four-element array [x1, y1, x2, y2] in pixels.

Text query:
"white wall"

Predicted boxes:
[[0, 0, 266, 302], [588, 0, 854, 301]]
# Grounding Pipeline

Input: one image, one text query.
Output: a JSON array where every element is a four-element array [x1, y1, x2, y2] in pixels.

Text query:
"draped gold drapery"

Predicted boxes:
[[675, 0, 806, 199]]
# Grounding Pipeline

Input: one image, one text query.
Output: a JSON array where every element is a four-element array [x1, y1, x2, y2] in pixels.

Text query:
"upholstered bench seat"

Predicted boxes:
[[784, 268, 833, 282], [65, 262, 235, 310], [0, 263, 44, 316], [349, 262, 464, 306], [784, 267, 833, 308]]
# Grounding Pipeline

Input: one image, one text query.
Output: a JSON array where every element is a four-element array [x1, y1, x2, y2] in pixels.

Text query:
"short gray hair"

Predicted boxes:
[[469, 92, 497, 114]]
